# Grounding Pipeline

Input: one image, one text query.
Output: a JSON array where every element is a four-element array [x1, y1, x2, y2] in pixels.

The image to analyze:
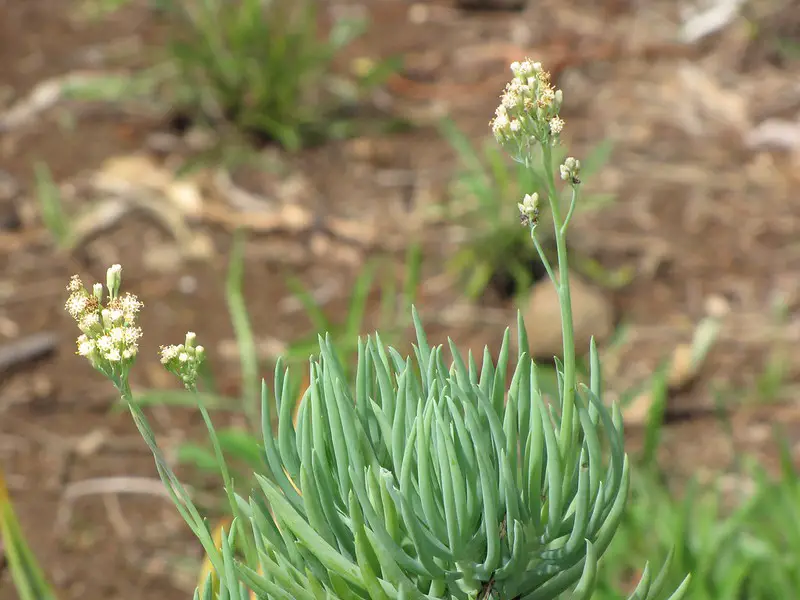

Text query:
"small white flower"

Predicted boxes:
[[119, 294, 142, 317], [109, 327, 126, 344], [179, 352, 190, 363], [513, 60, 534, 79], [67, 275, 84, 293], [77, 336, 95, 357], [160, 345, 180, 363], [66, 294, 89, 319], [97, 336, 114, 352], [549, 116, 564, 134], [124, 327, 142, 345], [105, 348, 122, 362], [78, 313, 100, 334], [502, 92, 518, 110], [510, 120, 521, 132], [539, 87, 555, 107], [492, 113, 509, 131]]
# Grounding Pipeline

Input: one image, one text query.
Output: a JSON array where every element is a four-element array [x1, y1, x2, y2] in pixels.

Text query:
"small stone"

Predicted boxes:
[[519, 273, 614, 360], [667, 343, 698, 389], [622, 392, 653, 426], [408, 3, 429, 23], [704, 294, 730, 318]]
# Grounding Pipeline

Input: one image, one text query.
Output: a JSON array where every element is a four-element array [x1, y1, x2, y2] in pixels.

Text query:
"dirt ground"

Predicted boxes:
[[2, 0, 800, 598]]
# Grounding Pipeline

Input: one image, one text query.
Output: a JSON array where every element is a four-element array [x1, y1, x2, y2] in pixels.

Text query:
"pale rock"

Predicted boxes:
[[519, 274, 614, 360]]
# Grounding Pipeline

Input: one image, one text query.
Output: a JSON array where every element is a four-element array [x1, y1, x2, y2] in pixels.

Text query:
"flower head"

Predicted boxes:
[[64, 264, 143, 382], [560, 156, 582, 185], [490, 58, 565, 156], [518, 192, 540, 228], [67, 275, 84, 293], [65, 293, 90, 319], [160, 332, 205, 389]]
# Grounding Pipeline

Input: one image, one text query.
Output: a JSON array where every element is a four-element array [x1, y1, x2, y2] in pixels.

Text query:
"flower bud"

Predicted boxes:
[[106, 265, 122, 300], [560, 156, 582, 184], [517, 192, 540, 227], [185, 331, 197, 349]]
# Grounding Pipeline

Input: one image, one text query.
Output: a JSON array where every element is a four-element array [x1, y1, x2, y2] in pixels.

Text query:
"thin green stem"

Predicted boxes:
[[540, 144, 577, 457], [116, 375, 256, 570], [193, 387, 258, 565], [561, 186, 578, 237], [531, 233, 557, 288], [113, 377, 226, 575], [227, 230, 259, 428]]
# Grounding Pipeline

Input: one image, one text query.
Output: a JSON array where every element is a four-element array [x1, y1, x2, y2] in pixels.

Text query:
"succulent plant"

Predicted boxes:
[[178, 310, 686, 600]]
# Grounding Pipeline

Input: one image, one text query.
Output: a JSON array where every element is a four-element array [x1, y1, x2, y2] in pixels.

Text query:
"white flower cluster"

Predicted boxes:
[[560, 156, 582, 184], [518, 192, 540, 227], [65, 266, 143, 376], [491, 59, 565, 154], [160, 331, 205, 389]]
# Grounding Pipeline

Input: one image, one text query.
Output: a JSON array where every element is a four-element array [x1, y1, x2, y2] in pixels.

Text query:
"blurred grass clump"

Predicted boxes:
[[593, 443, 800, 599], [439, 118, 619, 300], [588, 364, 800, 600], [77, 0, 402, 151], [0, 467, 58, 600], [155, 0, 399, 150]]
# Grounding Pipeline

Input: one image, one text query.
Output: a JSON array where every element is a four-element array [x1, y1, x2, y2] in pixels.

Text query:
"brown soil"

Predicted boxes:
[[2, 0, 800, 598]]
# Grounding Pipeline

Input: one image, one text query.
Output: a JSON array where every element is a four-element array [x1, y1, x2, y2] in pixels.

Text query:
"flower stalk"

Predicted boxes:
[[491, 60, 582, 461]]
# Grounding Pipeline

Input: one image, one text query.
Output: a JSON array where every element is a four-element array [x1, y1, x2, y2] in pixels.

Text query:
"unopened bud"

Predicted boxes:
[[185, 331, 197, 348], [517, 193, 540, 227], [106, 265, 122, 299], [560, 157, 582, 184]]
